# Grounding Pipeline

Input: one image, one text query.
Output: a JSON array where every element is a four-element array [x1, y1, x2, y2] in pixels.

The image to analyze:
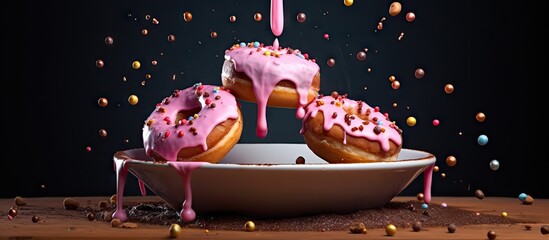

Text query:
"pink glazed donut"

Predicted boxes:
[[143, 83, 243, 163], [221, 40, 320, 138], [300, 92, 403, 163]]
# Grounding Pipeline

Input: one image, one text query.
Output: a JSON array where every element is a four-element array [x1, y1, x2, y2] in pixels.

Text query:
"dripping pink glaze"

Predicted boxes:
[[113, 159, 128, 221], [168, 162, 206, 222], [142, 83, 239, 161], [301, 96, 402, 151], [270, 0, 284, 36], [423, 164, 434, 204], [138, 179, 146, 196], [224, 42, 319, 138]]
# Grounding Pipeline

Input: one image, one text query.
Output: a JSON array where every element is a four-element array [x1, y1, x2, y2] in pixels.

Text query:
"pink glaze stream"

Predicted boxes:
[[423, 164, 434, 204], [168, 162, 206, 222], [270, 0, 284, 36], [142, 83, 239, 161], [301, 95, 402, 151], [113, 158, 128, 221], [224, 41, 319, 137]]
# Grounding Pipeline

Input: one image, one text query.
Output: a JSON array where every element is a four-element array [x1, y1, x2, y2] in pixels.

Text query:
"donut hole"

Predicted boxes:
[[176, 107, 202, 123]]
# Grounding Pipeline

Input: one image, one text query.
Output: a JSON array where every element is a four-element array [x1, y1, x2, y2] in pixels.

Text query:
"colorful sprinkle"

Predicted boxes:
[[421, 203, 428, 209], [441, 203, 448, 207], [477, 134, 488, 146], [323, 33, 330, 39], [406, 116, 417, 126], [86, 146, 92, 152], [490, 160, 500, 171], [432, 119, 440, 126], [518, 193, 527, 201]]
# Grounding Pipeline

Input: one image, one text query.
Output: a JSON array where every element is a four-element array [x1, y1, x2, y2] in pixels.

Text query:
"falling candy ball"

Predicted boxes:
[[229, 15, 236, 22], [356, 51, 366, 61], [414, 68, 425, 79], [432, 119, 440, 126], [104, 36, 114, 46], [128, 95, 139, 105], [476, 112, 486, 122], [132, 61, 141, 70], [406, 12, 416, 22], [327, 58, 336, 67], [183, 12, 193, 22], [421, 203, 428, 209], [98, 98, 108, 107], [477, 134, 488, 146], [297, 13, 306, 23], [344, 0, 354, 7], [490, 160, 500, 171], [389, 2, 402, 16], [167, 34, 176, 42], [254, 13, 262, 21], [444, 83, 455, 94], [391, 81, 400, 90], [406, 116, 417, 126], [96, 59, 104, 68], [446, 155, 457, 167]]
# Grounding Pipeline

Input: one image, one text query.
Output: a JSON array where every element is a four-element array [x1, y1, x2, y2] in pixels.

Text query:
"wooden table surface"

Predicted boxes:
[[1, 196, 548, 239]]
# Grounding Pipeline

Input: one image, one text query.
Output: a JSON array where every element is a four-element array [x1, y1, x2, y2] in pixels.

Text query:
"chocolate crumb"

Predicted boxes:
[[111, 218, 123, 228], [15, 196, 27, 206], [295, 156, 305, 164], [63, 198, 80, 210], [349, 222, 366, 234], [542, 225, 549, 235], [448, 223, 457, 233], [475, 189, 485, 199], [412, 221, 422, 232]]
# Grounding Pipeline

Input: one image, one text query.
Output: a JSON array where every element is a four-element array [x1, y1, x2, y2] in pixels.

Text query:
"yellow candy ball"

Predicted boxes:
[[169, 223, 181, 238], [344, 0, 353, 7], [132, 61, 141, 70], [406, 116, 417, 126], [128, 95, 139, 105], [501, 212, 508, 218], [244, 221, 256, 232], [386, 224, 397, 236]]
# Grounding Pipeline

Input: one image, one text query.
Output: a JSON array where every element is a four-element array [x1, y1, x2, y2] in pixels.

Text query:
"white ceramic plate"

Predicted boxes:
[[115, 143, 435, 218]]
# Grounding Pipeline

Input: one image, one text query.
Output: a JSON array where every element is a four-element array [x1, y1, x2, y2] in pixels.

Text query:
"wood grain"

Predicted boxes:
[[1, 196, 547, 239]]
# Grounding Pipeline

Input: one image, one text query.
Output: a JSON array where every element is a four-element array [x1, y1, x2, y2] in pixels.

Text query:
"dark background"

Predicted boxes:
[[3, 0, 546, 199]]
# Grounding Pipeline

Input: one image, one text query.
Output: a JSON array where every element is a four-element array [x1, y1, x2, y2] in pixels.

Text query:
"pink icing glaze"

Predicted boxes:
[[270, 0, 284, 36], [142, 83, 240, 161], [423, 164, 434, 204], [301, 95, 402, 151], [112, 158, 128, 221], [224, 41, 319, 138], [168, 162, 206, 222]]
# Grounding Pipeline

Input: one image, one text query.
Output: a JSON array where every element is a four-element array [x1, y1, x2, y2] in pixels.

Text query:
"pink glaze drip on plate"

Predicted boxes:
[[301, 95, 402, 151], [423, 164, 434, 204], [224, 41, 319, 138], [168, 162, 206, 222], [142, 83, 239, 160], [270, 0, 284, 36], [112, 159, 128, 221], [138, 179, 146, 196]]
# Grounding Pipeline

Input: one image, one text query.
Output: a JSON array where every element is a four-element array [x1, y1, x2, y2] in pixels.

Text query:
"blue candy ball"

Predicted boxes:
[[518, 193, 527, 201], [421, 203, 428, 209], [477, 134, 488, 146]]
